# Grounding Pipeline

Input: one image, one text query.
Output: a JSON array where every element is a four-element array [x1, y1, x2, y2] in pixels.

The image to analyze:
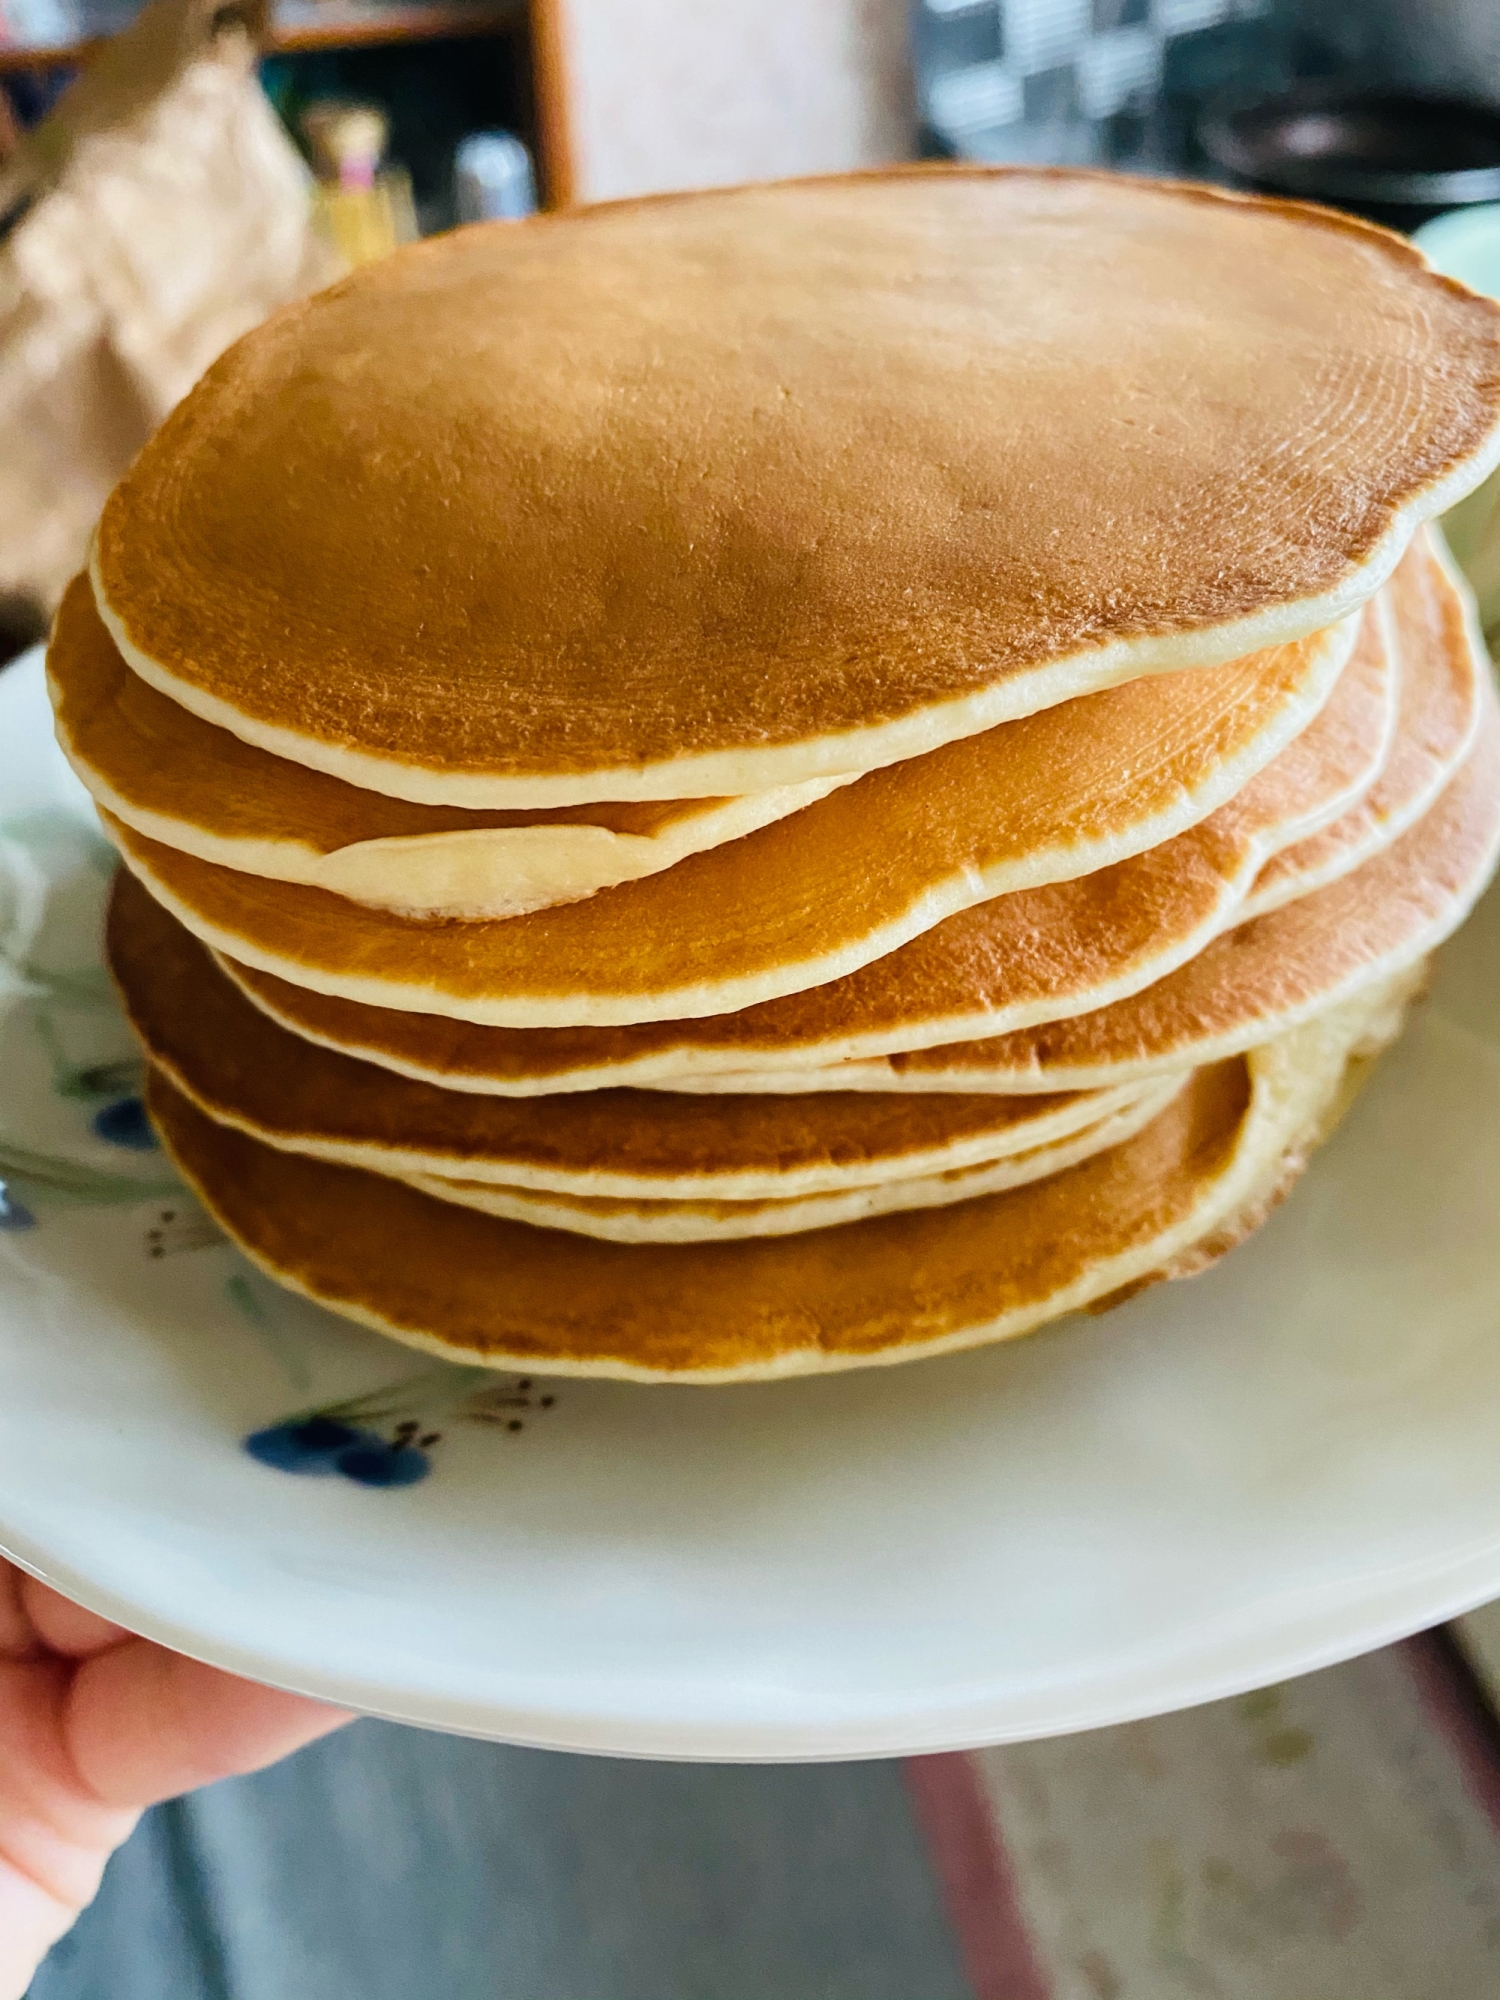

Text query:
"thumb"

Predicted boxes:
[[66, 1640, 351, 1810]]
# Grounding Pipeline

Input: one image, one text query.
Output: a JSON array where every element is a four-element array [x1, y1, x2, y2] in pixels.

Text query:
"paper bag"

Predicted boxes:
[[0, 0, 341, 620]]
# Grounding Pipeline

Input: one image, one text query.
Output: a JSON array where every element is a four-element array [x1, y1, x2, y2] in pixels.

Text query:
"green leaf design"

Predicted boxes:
[[0, 1141, 178, 1203], [271, 1363, 496, 1432], [16, 963, 116, 1008], [33, 1013, 143, 1100]]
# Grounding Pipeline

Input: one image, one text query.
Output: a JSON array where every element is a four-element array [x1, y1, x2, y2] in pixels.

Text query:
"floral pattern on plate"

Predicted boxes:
[[244, 1368, 557, 1487], [0, 802, 558, 1484]]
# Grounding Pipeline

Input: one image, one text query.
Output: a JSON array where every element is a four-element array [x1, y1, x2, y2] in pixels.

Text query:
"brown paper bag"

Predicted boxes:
[[0, 0, 342, 620]]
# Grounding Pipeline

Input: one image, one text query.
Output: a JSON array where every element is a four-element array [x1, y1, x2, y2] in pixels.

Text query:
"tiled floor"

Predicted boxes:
[[31, 1631, 1500, 1999]]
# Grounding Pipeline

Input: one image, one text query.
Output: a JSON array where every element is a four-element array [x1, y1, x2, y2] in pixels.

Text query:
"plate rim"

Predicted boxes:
[[9, 1519, 1500, 1760]]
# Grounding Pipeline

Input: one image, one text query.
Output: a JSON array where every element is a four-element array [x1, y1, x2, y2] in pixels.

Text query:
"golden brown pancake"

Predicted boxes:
[[48, 577, 849, 921], [782, 682, 1500, 1097], [94, 169, 1500, 807], [96, 604, 1385, 1027], [1240, 527, 1480, 921], [204, 802, 1334, 1091], [659, 537, 1498, 1096], [107, 883, 1163, 1197], [64, 569, 1353, 933], [200, 598, 1399, 1074], [671, 526, 1484, 1097], [404, 1078, 1186, 1241], [142, 984, 1400, 1380]]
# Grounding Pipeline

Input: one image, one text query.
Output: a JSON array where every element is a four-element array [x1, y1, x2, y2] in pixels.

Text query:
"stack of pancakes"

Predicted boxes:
[[51, 168, 1500, 1382]]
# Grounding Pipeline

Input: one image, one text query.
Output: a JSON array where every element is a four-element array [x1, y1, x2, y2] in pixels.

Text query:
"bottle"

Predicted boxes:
[[453, 131, 536, 223], [300, 98, 417, 267]]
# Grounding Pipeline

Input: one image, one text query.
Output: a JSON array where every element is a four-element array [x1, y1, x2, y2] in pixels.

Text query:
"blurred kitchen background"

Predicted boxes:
[[917, 0, 1500, 212], [5, 0, 1500, 660]]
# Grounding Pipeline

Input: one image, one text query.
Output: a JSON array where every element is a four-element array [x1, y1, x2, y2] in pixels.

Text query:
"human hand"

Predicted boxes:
[[1, 1557, 349, 1998]]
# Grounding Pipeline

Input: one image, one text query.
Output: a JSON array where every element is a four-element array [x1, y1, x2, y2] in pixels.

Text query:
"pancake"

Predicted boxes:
[[1238, 527, 1481, 922], [759, 677, 1500, 1097], [404, 1077, 1187, 1242], [66, 570, 1353, 938], [107, 882, 1167, 1197], [142, 981, 1405, 1381], [203, 594, 1399, 1075], [661, 525, 1480, 1097], [202, 792, 1339, 1087], [657, 536, 1497, 1097], [98, 604, 1383, 1028], [92, 170, 1500, 809], [50, 589, 848, 923], [48, 578, 850, 921]]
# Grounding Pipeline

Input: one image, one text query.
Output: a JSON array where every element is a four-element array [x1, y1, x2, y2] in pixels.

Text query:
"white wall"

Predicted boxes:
[[558, 0, 916, 205]]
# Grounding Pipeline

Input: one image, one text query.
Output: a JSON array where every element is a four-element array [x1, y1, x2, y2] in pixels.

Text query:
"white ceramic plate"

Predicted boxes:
[[5, 648, 1500, 1760]]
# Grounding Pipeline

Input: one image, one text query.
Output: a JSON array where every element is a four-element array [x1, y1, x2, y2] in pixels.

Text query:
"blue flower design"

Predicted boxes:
[[242, 1371, 553, 1487], [92, 1096, 157, 1150], [333, 1439, 433, 1488], [244, 1414, 437, 1486], [243, 1417, 375, 1474]]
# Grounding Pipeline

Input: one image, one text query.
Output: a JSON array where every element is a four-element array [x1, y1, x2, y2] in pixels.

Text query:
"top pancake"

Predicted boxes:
[[93, 168, 1500, 807]]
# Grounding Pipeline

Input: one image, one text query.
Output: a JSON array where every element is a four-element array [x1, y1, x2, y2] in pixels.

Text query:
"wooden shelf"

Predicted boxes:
[[0, 40, 94, 74], [271, 0, 520, 53], [0, 0, 521, 72]]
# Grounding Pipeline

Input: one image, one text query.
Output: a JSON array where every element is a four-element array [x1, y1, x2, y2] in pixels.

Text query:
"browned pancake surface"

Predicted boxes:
[[98, 601, 1387, 1026], [710, 533, 1494, 1093], [893, 685, 1500, 1087], [59, 565, 1337, 881], [96, 168, 1500, 790], [109, 876, 1107, 1189], [220, 826, 1248, 1082], [202, 602, 1394, 1066], [146, 1059, 1253, 1376], [48, 576, 733, 846]]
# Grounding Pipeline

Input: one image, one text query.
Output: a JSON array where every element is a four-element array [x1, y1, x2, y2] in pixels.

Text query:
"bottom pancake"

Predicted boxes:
[[145, 980, 1403, 1383]]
